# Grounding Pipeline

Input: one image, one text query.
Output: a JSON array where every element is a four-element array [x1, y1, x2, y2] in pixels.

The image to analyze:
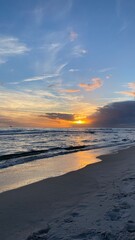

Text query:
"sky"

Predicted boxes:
[[1, 0, 135, 128]]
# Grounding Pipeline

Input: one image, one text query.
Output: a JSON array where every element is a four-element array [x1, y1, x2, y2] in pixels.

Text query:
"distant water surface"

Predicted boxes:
[[0, 127, 135, 169]]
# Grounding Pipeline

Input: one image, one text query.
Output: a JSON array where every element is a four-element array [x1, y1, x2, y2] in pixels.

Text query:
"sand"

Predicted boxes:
[[1, 146, 135, 239]]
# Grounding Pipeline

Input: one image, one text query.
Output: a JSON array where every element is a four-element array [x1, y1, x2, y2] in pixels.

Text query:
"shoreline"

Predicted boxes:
[[0, 148, 102, 193], [1, 146, 135, 239], [0, 144, 132, 194], [0, 141, 133, 170]]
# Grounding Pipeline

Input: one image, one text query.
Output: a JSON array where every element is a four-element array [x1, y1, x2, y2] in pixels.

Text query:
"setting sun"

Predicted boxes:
[[74, 120, 86, 124]]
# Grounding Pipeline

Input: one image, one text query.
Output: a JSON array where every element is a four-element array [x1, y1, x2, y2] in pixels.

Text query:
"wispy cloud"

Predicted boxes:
[[128, 82, 135, 89], [0, 36, 29, 63], [10, 63, 67, 84], [73, 45, 87, 57], [69, 31, 78, 42], [48, 43, 62, 51], [118, 82, 135, 98], [23, 63, 67, 82], [116, 0, 123, 17], [0, 59, 6, 64], [32, 6, 45, 26], [69, 68, 79, 72], [99, 67, 114, 73], [23, 73, 59, 82], [79, 78, 103, 91], [106, 74, 112, 79], [119, 91, 135, 97], [120, 21, 128, 32], [116, 0, 129, 33], [60, 89, 80, 93], [56, 63, 68, 74], [0, 89, 59, 114]]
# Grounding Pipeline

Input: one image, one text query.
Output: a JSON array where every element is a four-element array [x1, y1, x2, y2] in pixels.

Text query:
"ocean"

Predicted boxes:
[[0, 127, 135, 169]]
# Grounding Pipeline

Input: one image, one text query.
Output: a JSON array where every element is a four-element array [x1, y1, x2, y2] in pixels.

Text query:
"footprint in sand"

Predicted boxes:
[[71, 212, 79, 217], [122, 177, 135, 182], [72, 229, 116, 240], [64, 212, 80, 223], [106, 207, 121, 221], [26, 226, 50, 240]]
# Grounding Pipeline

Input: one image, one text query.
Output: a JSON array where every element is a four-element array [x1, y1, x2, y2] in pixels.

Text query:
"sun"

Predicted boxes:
[[74, 120, 86, 124]]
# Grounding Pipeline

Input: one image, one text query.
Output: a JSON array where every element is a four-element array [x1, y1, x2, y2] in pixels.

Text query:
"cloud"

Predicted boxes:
[[0, 89, 59, 114], [119, 91, 135, 97], [14, 63, 67, 83], [69, 68, 79, 72], [73, 45, 87, 57], [45, 0, 73, 20], [56, 63, 68, 74], [60, 89, 80, 93], [90, 101, 135, 127], [128, 82, 135, 89], [23, 73, 59, 82], [69, 31, 78, 42], [106, 74, 112, 79], [79, 78, 103, 91], [48, 43, 61, 51], [0, 59, 6, 64], [99, 67, 114, 73], [32, 6, 45, 26], [43, 113, 75, 121], [0, 36, 29, 62], [116, 0, 123, 17], [119, 82, 135, 97]]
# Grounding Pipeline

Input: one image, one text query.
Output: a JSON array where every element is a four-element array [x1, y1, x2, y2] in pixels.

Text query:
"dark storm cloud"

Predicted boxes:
[[42, 113, 75, 121], [90, 101, 135, 127]]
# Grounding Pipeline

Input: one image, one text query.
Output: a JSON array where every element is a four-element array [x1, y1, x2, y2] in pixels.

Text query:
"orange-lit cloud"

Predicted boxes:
[[41, 113, 91, 127], [0, 87, 97, 127], [119, 82, 135, 97], [128, 82, 135, 89], [119, 91, 135, 97], [79, 78, 103, 91], [60, 89, 80, 93]]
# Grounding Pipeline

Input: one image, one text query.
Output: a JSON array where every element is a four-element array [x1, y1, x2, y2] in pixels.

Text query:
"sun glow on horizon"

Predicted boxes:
[[73, 120, 86, 125]]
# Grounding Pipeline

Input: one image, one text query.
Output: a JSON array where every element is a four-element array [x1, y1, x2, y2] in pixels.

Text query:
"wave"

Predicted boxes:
[[0, 128, 88, 136], [1, 127, 134, 136], [0, 140, 135, 169], [0, 145, 91, 169], [0, 145, 89, 161]]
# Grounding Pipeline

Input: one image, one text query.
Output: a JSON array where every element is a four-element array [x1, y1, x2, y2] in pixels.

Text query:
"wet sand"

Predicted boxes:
[[1, 146, 135, 239]]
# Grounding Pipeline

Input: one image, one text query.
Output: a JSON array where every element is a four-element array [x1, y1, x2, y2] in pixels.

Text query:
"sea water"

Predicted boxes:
[[0, 127, 135, 192], [0, 127, 135, 169]]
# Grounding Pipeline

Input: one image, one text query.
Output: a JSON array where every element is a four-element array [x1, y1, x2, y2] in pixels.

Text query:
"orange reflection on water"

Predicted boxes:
[[0, 149, 102, 193], [69, 150, 101, 170]]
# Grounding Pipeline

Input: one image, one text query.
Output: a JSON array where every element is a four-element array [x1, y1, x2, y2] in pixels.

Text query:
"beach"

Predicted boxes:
[[1, 146, 135, 240]]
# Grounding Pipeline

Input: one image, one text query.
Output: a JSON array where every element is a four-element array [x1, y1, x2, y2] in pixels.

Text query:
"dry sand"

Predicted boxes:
[[1, 146, 135, 239]]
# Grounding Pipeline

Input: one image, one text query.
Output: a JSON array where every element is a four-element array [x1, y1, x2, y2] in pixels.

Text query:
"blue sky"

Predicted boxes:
[[1, 0, 135, 127]]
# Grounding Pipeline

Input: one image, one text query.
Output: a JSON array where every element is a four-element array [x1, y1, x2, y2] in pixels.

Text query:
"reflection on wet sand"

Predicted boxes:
[[0, 149, 102, 193]]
